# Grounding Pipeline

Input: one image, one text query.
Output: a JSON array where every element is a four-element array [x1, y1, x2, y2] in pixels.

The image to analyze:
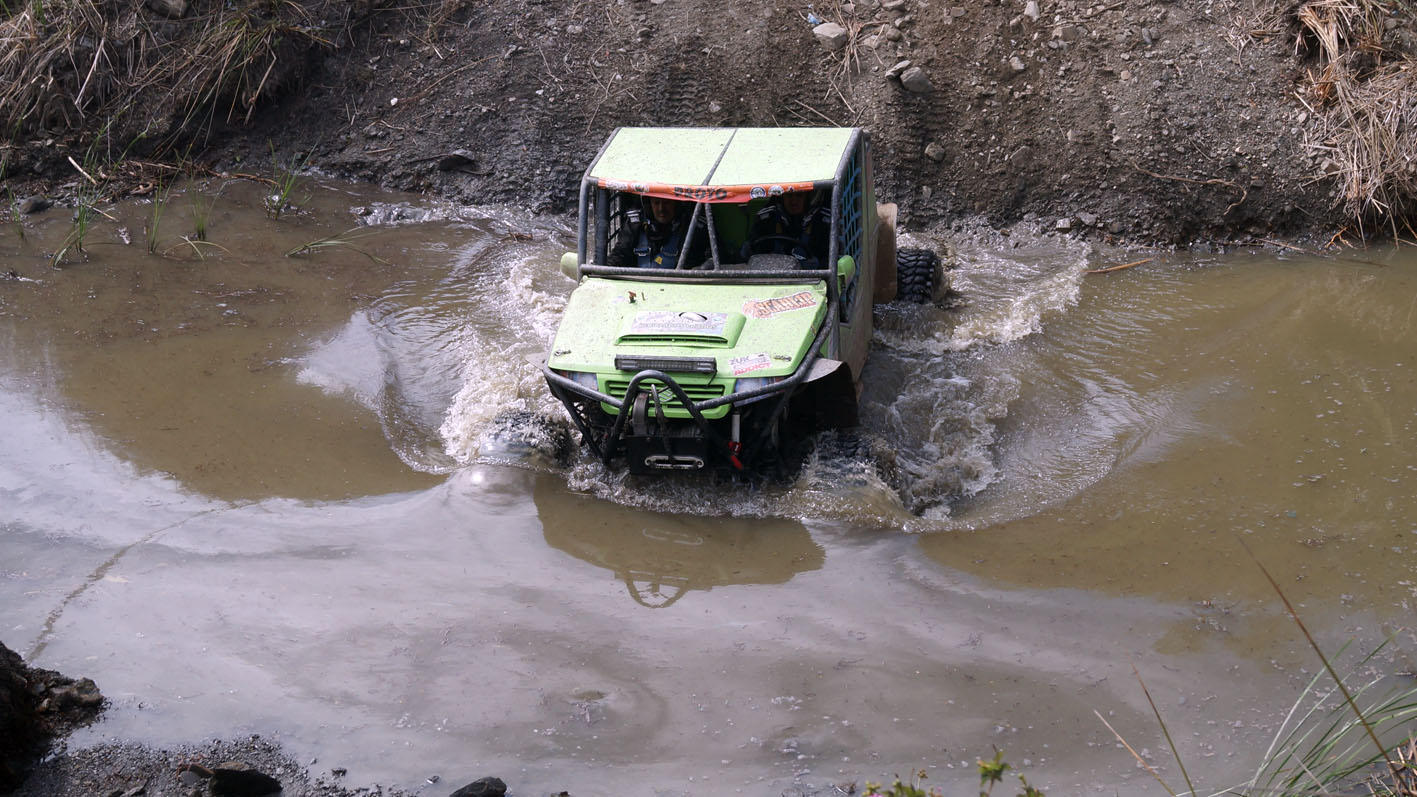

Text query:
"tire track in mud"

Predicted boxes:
[[643, 48, 715, 124]]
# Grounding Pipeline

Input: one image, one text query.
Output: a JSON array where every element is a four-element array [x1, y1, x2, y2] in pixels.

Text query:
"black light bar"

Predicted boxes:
[[614, 355, 717, 375]]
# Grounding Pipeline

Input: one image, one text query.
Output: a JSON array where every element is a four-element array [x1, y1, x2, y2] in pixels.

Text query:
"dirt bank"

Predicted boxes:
[[3, 0, 1415, 246]]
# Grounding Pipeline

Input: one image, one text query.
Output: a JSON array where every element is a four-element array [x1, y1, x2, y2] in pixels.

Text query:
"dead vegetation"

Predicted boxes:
[[1289, 0, 1417, 236], [0, 0, 376, 162]]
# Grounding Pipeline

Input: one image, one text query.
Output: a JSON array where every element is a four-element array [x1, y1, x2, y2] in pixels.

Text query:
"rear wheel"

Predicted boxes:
[[895, 247, 940, 304]]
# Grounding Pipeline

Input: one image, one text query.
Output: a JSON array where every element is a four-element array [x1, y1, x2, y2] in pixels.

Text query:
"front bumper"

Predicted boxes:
[[538, 320, 836, 473]]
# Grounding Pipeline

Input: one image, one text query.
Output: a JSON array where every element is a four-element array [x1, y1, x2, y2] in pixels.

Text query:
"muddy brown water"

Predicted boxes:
[[2, 179, 1414, 796]]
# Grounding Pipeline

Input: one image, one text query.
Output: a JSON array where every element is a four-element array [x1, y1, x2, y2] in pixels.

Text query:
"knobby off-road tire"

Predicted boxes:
[[895, 247, 940, 304]]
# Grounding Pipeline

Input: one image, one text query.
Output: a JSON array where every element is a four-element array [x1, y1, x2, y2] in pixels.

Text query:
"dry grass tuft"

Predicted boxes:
[[1291, 0, 1417, 232], [0, 0, 341, 157]]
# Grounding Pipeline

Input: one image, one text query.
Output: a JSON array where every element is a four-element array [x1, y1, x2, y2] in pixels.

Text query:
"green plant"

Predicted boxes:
[[190, 181, 220, 241], [1242, 641, 1417, 797], [264, 143, 309, 219], [285, 227, 387, 263], [978, 749, 1044, 797], [164, 237, 228, 261], [865, 769, 941, 797], [144, 178, 172, 254], [1103, 540, 1417, 797], [52, 129, 111, 266], [4, 181, 22, 241]]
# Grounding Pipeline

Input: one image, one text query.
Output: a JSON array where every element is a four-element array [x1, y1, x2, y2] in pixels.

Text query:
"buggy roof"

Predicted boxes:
[[587, 127, 857, 203]]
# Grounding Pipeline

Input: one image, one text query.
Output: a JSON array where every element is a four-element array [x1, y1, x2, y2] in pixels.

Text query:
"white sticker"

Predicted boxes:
[[730, 353, 772, 376]]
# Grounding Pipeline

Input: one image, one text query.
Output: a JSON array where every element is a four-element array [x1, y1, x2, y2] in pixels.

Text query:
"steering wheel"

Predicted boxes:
[[746, 234, 807, 255]]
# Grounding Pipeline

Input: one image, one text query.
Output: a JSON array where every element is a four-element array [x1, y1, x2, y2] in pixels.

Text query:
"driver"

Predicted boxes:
[[743, 190, 830, 268], [608, 195, 705, 269]]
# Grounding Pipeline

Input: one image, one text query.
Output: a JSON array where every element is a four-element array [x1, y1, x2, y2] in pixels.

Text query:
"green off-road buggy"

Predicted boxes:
[[538, 127, 943, 475]]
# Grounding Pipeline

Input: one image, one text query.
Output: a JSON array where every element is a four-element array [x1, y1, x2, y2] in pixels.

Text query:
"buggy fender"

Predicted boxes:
[[804, 358, 845, 384]]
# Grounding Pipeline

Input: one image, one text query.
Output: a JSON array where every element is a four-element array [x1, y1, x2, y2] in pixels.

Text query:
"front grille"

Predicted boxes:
[[604, 379, 725, 409]]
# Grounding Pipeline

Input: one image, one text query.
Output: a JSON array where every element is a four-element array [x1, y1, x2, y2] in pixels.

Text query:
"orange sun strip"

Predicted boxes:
[[596, 179, 821, 203]]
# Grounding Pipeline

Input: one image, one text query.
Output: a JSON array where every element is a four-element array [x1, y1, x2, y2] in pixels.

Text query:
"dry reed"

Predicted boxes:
[[0, 0, 339, 157], [1292, 0, 1417, 231]]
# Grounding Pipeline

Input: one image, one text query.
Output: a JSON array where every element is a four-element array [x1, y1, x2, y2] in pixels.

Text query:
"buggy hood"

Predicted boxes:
[[546, 277, 829, 380]]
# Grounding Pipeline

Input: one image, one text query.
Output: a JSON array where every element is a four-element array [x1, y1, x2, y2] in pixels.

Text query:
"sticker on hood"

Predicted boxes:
[[629, 311, 729, 335], [742, 291, 816, 319], [730, 353, 772, 375]]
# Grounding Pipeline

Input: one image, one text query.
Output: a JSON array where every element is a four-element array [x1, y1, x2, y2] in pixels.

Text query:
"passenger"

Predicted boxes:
[[743, 190, 831, 268], [608, 195, 706, 269]]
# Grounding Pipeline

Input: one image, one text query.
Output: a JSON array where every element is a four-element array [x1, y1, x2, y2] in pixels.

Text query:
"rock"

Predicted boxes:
[[881, 0, 906, 9], [44, 678, 103, 710], [1024, 0, 1040, 21], [925, 142, 946, 162], [1055, 217, 1073, 231], [1009, 55, 1027, 73], [144, 0, 186, 17], [1, 643, 43, 792], [1079, 211, 1098, 226], [207, 761, 281, 797], [17, 195, 50, 214], [885, 60, 912, 80], [899, 66, 933, 93], [436, 149, 477, 170], [883, 25, 903, 41], [1, 642, 103, 791], [451, 776, 508, 797], [812, 22, 849, 51], [566, 24, 583, 34]]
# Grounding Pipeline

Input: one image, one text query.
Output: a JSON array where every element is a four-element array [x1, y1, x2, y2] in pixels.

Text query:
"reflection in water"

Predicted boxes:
[[533, 474, 823, 607]]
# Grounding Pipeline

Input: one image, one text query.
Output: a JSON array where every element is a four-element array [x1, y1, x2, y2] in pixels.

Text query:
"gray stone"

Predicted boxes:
[[1024, 0, 1040, 21], [813, 22, 850, 51], [145, 0, 186, 17], [1079, 211, 1098, 226], [206, 761, 281, 797], [885, 60, 912, 80], [884, 25, 903, 41], [17, 196, 50, 215], [1055, 217, 1073, 231], [881, 0, 907, 9], [899, 66, 933, 93], [451, 777, 508, 797], [925, 142, 946, 162], [1009, 55, 1027, 72]]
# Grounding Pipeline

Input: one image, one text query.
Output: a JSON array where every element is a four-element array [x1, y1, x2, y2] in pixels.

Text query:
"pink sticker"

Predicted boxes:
[[742, 291, 816, 319], [730, 353, 772, 375]]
